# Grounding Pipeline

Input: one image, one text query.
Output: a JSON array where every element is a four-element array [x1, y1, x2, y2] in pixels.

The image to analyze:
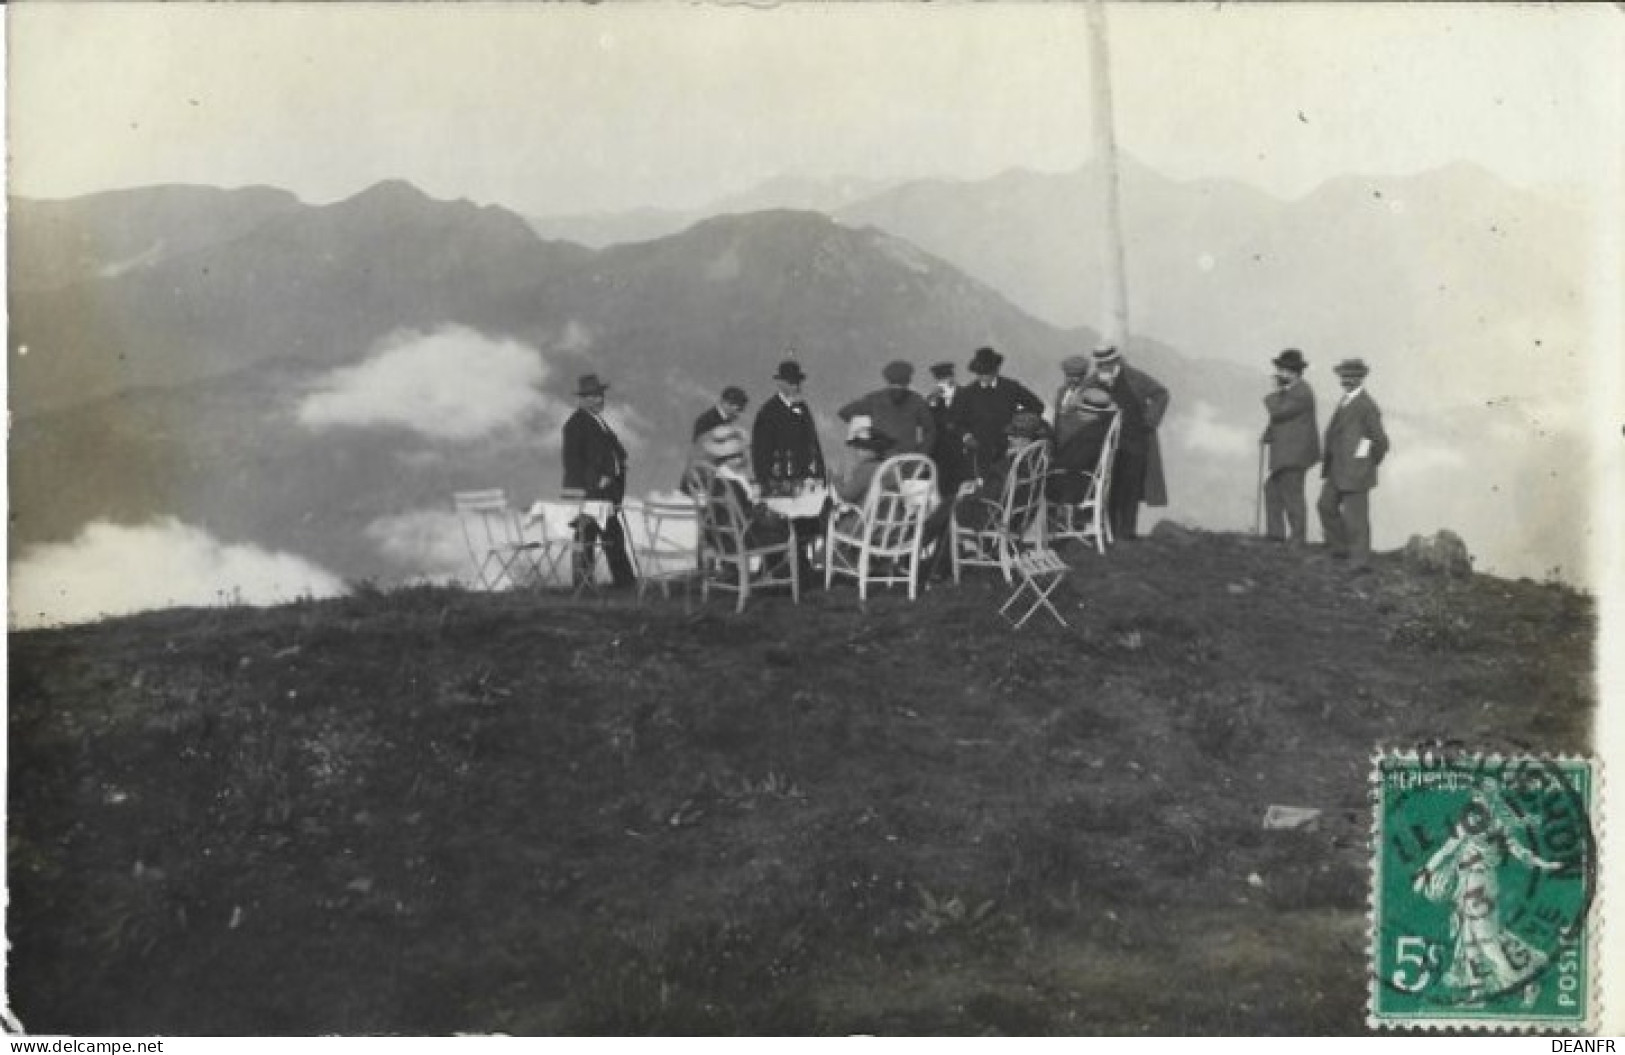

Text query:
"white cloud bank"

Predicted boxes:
[[9, 518, 346, 630], [1171, 400, 1256, 460], [298, 325, 567, 441]]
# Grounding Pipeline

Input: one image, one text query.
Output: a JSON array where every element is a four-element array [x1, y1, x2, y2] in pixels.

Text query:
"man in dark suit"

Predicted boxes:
[[1088, 343, 1170, 541], [751, 358, 827, 583], [1260, 348, 1321, 545], [1318, 358, 1390, 571], [692, 386, 749, 441], [926, 361, 973, 500], [562, 373, 636, 588], [957, 346, 1044, 479], [751, 359, 826, 489], [837, 360, 937, 458]]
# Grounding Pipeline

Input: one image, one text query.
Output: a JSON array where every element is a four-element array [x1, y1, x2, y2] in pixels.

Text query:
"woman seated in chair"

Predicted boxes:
[[697, 424, 791, 547], [921, 411, 1050, 572], [1048, 386, 1117, 504]]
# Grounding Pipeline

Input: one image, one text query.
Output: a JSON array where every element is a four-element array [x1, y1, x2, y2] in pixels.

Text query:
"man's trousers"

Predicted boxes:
[[1316, 481, 1372, 565], [1265, 467, 1310, 544], [1108, 447, 1147, 540]]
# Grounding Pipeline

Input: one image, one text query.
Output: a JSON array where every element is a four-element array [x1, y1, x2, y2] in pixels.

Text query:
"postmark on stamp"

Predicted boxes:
[[1368, 748, 1597, 1030]]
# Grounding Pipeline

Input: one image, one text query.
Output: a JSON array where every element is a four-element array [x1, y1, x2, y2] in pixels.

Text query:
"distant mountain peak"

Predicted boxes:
[[340, 179, 435, 209]]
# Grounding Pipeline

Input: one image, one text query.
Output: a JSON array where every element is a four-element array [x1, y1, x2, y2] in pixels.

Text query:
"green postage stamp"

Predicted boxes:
[[1368, 750, 1597, 1030]]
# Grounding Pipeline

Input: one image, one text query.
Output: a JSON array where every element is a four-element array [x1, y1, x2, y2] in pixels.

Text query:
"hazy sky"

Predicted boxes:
[[9, 2, 1621, 214]]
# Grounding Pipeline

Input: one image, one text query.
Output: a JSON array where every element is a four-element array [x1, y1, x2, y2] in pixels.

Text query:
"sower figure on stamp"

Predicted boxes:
[[1412, 790, 1565, 1003], [1259, 348, 1320, 546], [1317, 357, 1389, 571], [1088, 343, 1169, 542], [562, 373, 637, 589]]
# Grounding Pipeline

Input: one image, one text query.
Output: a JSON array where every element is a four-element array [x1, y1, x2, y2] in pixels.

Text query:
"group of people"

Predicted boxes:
[[559, 339, 1391, 590], [1258, 349, 1390, 570], [562, 343, 1173, 589]]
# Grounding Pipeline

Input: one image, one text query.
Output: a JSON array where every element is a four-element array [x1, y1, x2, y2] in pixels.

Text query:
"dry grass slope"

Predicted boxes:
[[7, 530, 1593, 1034]]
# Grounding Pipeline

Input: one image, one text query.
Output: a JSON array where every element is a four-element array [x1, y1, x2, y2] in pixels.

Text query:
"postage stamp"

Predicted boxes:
[[1368, 749, 1598, 1031]]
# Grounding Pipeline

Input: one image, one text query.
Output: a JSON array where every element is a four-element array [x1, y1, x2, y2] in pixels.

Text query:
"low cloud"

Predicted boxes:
[[298, 325, 567, 441], [365, 510, 470, 581], [1171, 400, 1255, 460], [9, 518, 345, 629]]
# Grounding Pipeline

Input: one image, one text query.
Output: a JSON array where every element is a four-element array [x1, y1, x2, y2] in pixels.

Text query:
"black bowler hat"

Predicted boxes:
[[968, 346, 1003, 374], [576, 373, 610, 397], [1272, 348, 1309, 373], [929, 361, 955, 380], [773, 360, 807, 384]]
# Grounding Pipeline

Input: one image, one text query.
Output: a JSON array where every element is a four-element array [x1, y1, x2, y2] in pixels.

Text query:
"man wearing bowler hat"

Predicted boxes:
[[837, 360, 936, 457], [751, 358, 827, 582], [1088, 343, 1170, 541], [958, 346, 1044, 477], [1259, 348, 1320, 545], [1318, 358, 1389, 570], [562, 373, 637, 588]]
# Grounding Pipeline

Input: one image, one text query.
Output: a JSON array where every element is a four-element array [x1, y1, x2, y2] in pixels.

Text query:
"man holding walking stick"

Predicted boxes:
[[1258, 349, 1320, 546]]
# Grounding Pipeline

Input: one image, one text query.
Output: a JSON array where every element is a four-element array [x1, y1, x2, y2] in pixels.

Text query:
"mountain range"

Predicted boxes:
[[537, 158, 1594, 411], [8, 167, 1595, 616], [10, 181, 1223, 595]]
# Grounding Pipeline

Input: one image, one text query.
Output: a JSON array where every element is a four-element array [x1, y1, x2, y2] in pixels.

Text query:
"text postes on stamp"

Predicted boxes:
[[1368, 750, 1596, 1030]]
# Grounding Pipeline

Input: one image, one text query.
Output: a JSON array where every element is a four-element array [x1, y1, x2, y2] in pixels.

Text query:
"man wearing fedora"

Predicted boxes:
[[562, 373, 637, 589], [837, 360, 936, 457], [958, 346, 1044, 477], [751, 358, 828, 582], [1088, 343, 1170, 541], [1260, 348, 1320, 545], [1317, 358, 1390, 570]]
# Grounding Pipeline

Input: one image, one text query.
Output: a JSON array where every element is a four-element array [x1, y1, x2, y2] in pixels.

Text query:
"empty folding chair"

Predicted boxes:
[[454, 489, 567, 591]]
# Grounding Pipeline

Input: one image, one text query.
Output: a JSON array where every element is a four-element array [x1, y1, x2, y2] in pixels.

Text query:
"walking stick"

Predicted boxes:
[[1254, 443, 1267, 536]]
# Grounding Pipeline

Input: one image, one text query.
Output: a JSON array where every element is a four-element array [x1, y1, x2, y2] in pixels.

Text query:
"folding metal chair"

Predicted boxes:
[[999, 547, 1070, 629], [634, 495, 702, 605], [453, 489, 569, 591]]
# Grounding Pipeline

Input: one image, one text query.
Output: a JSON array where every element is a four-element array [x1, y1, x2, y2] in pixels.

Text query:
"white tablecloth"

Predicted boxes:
[[763, 485, 829, 519]]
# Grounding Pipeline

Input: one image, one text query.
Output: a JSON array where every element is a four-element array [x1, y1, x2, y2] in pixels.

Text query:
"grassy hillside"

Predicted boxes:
[[7, 530, 1593, 1034]]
